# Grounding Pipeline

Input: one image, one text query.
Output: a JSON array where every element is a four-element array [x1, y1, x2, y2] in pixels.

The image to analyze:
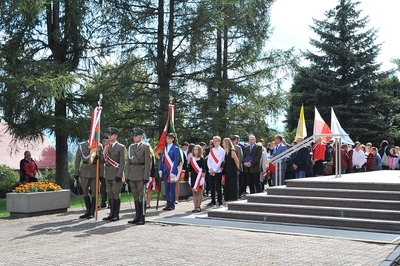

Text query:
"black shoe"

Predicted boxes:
[[135, 202, 145, 225], [103, 199, 115, 221], [128, 201, 141, 224], [206, 202, 216, 207], [110, 199, 120, 222], [87, 196, 96, 219], [79, 197, 91, 219]]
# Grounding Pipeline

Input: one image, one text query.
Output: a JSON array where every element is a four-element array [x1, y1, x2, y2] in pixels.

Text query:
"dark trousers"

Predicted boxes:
[[205, 172, 210, 196], [247, 172, 260, 194], [210, 173, 222, 205], [238, 171, 246, 195], [224, 174, 238, 201]]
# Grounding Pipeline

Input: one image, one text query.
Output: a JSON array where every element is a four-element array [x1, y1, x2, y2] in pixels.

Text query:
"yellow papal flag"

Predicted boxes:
[[295, 104, 307, 139]]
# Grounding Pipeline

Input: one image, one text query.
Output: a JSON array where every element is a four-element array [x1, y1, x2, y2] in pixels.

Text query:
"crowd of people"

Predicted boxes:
[[22, 127, 398, 225]]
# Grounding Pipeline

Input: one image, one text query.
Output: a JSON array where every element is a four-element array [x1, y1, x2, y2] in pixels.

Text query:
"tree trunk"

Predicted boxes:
[[157, 0, 169, 133], [55, 98, 70, 188]]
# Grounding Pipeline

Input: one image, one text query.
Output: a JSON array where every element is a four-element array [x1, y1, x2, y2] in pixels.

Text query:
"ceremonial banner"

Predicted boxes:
[[88, 106, 103, 159], [295, 104, 307, 139], [313, 107, 332, 142], [331, 108, 354, 145], [155, 103, 180, 154]]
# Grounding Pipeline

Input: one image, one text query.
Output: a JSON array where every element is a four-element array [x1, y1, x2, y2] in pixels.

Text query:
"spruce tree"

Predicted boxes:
[[286, 0, 399, 144]]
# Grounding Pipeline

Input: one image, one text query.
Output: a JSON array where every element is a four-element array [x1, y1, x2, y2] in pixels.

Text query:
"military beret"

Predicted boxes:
[[107, 127, 119, 135], [229, 135, 237, 141], [132, 128, 145, 135], [102, 135, 109, 140]]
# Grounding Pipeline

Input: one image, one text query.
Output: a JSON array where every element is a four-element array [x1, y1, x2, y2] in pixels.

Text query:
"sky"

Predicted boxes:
[[268, 0, 400, 130], [269, 0, 400, 71]]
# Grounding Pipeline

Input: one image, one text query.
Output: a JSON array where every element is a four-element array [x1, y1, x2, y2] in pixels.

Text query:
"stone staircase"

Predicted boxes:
[[207, 175, 400, 233]]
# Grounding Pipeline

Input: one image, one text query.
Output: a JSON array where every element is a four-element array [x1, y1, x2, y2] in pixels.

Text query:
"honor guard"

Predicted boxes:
[[127, 128, 152, 225], [102, 127, 126, 222], [74, 139, 97, 219], [99, 135, 109, 208]]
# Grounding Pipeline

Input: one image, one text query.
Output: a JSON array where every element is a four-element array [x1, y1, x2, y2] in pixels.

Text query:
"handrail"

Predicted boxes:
[[271, 134, 349, 186]]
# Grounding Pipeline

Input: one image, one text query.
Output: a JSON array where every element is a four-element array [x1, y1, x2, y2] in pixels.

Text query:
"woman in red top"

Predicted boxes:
[[19, 151, 38, 184], [312, 138, 326, 177]]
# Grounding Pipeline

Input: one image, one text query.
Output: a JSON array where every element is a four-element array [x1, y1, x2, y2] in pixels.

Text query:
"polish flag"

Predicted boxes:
[[313, 107, 332, 142]]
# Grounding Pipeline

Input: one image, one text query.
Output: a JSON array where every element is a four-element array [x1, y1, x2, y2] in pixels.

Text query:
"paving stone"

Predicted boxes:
[[0, 198, 398, 265]]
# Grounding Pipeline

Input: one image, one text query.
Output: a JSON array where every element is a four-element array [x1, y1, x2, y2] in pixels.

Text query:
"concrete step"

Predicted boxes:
[[286, 179, 400, 191], [227, 202, 400, 220], [246, 194, 400, 210], [267, 187, 400, 201], [207, 209, 400, 233]]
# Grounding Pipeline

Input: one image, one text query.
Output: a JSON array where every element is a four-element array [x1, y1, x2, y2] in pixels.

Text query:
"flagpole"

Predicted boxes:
[[156, 98, 173, 210], [95, 94, 103, 220]]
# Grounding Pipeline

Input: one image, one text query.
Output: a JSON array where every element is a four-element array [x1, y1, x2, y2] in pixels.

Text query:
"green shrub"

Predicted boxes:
[[0, 165, 20, 198], [38, 168, 56, 182]]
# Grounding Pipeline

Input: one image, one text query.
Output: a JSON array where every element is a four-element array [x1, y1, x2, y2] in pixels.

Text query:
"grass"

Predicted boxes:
[[0, 191, 161, 218]]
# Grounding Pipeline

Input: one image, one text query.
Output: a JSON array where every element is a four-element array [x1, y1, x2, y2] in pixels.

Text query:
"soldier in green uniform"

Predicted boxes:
[[127, 128, 152, 225], [74, 139, 97, 219], [99, 135, 109, 208], [102, 127, 126, 222]]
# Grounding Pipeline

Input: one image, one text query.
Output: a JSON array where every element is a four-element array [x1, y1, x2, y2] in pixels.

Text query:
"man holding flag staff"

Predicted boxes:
[[127, 128, 152, 225], [74, 137, 97, 219], [159, 133, 180, 211], [103, 127, 126, 222]]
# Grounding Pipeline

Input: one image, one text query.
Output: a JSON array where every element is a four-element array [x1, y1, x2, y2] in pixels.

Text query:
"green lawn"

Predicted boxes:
[[0, 192, 161, 218]]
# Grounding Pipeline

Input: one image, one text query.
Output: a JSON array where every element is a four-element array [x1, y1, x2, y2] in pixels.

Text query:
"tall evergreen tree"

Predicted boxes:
[[187, 0, 295, 138], [0, 1, 104, 188], [286, 0, 398, 144]]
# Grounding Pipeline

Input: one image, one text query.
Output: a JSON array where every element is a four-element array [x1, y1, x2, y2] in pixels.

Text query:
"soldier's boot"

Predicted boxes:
[[79, 197, 91, 219], [135, 201, 145, 225], [127, 201, 140, 224], [87, 196, 96, 219], [103, 198, 115, 221], [100, 191, 107, 208], [110, 199, 120, 222]]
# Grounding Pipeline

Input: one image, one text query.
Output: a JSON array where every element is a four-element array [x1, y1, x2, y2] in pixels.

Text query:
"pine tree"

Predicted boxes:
[[286, 0, 399, 144]]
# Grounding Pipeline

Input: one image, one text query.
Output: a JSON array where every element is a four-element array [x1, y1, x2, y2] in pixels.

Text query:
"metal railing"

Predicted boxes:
[[270, 134, 348, 186]]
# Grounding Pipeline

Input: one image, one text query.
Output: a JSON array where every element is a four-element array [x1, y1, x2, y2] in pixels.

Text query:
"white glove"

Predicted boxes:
[[188, 177, 191, 184], [170, 174, 177, 181], [159, 170, 163, 178], [200, 177, 205, 186], [74, 179, 77, 188], [124, 183, 129, 192]]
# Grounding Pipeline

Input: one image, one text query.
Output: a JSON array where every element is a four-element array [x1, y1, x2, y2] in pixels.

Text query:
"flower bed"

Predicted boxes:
[[7, 183, 70, 218], [12, 182, 62, 193]]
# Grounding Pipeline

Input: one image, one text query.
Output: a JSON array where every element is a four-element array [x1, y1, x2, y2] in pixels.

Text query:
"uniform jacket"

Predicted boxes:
[[127, 142, 151, 181], [74, 142, 97, 178], [104, 141, 126, 180], [158, 143, 180, 177]]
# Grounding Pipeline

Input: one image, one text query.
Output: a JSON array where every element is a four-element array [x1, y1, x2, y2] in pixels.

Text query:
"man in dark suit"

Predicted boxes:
[[292, 137, 309, 178], [272, 134, 287, 185], [127, 128, 152, 225], [243, 135, 262, 194], [158, 133, 180, 211], [102, 127, 126, 222]]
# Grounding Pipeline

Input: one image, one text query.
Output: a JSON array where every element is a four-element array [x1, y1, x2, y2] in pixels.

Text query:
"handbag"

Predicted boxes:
[[382, 150, 390, 167]]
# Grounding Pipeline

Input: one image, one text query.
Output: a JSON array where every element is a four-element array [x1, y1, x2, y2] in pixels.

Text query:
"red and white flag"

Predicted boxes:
[[88, 106, 102, 151], [313, 107, 332, 142]]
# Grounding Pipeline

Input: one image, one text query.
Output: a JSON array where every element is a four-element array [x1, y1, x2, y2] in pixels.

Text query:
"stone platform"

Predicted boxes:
[[208, 171, 400, 233]]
